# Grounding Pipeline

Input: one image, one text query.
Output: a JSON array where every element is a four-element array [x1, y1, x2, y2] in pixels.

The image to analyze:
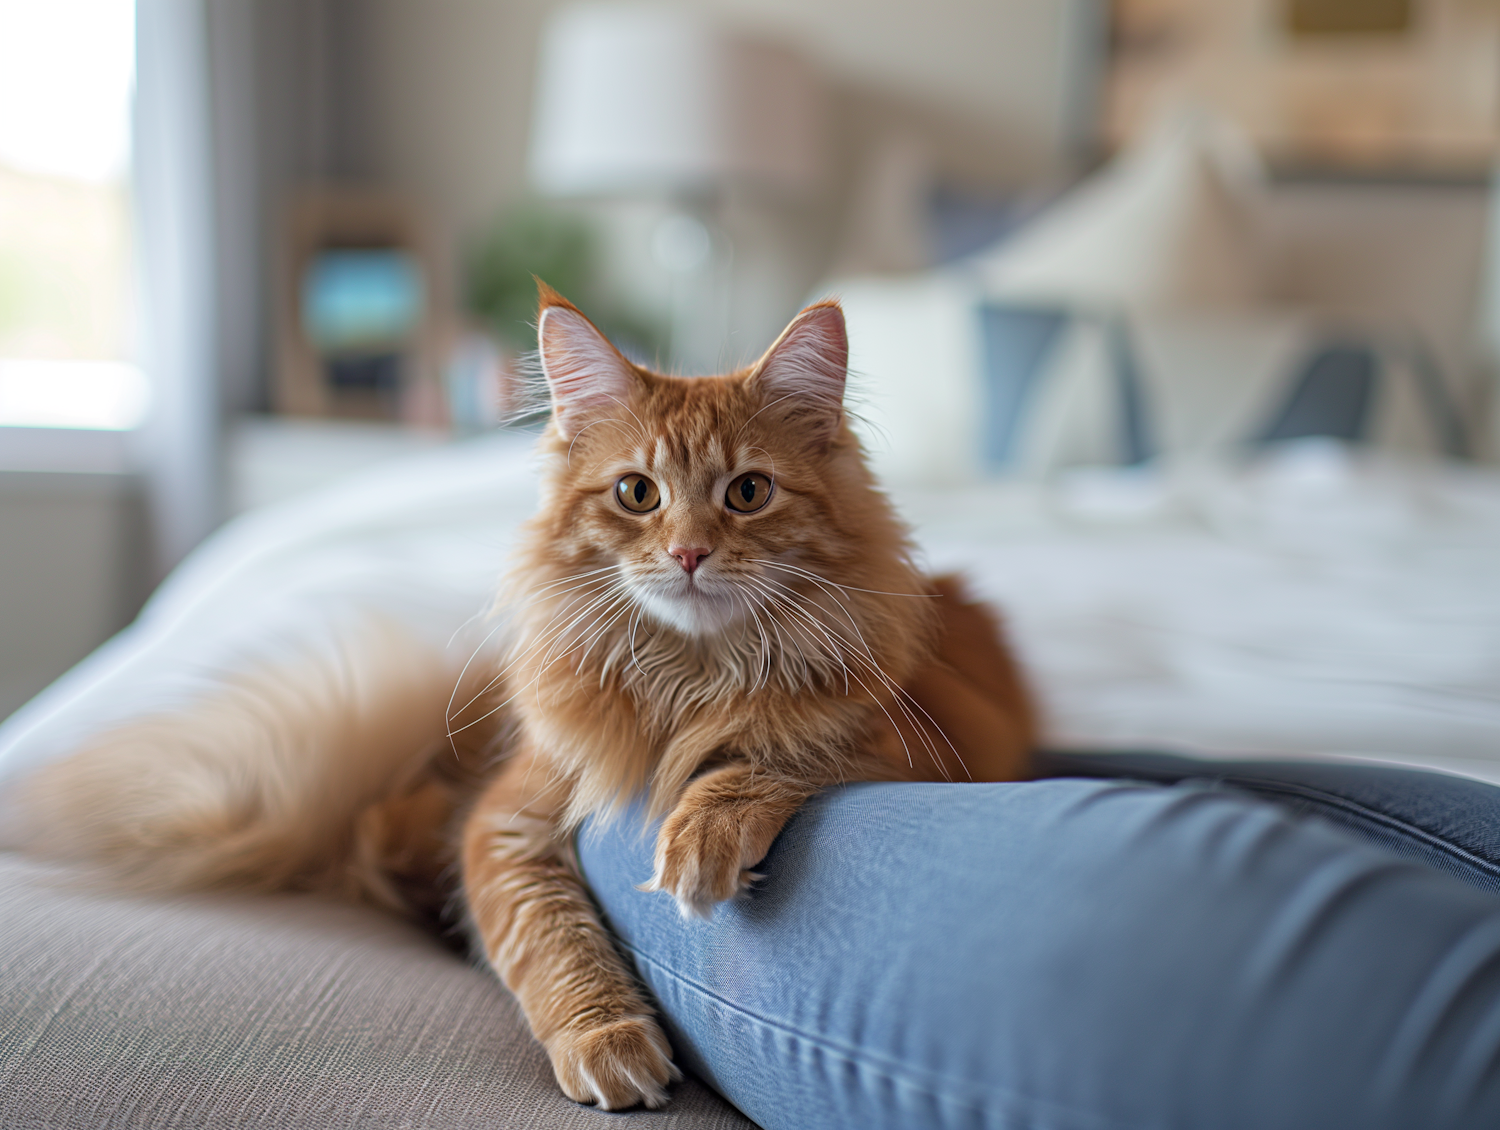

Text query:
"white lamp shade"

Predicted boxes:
[[529, 4, 828, 199]]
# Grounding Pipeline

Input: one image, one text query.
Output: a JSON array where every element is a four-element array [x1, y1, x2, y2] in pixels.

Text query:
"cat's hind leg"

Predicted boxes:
[[461, 745, 679, 1110]]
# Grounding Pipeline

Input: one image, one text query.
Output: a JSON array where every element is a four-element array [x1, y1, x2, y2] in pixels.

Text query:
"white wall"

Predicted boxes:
[[341, 0, 1098, 361], [238, 2, 1494, 405], [0, 470, 146, 722], [356, 0, 1098, 241]]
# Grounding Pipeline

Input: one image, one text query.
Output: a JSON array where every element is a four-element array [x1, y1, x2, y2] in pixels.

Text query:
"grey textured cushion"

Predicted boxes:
[[0, 854, 755, 1129]]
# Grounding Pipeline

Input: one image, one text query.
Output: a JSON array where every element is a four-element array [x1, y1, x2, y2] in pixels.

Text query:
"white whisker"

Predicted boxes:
[[735, 587, 774, 692], [448, 572, 621, 719], [733, 390, 801, 440], [747, 575, 966, 780], [751, 570, 966, 775], [598, 393, 651, 451], [447, 584, 632, 739], [567, 418, 641, 467], [751, 558, 939, 599], [627, 605, 647, 676], [451, 579, 624, 718]]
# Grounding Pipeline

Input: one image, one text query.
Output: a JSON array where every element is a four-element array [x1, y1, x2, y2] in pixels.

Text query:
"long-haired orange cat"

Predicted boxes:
[[20, 286, 1034, 1111]]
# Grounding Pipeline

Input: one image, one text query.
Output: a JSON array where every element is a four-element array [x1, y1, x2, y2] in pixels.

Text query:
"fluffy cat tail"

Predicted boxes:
[[14, 623, 497, 914]]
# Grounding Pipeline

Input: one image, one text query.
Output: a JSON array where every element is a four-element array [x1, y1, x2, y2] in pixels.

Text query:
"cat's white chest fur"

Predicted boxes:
[[630, 573, 745, 636]]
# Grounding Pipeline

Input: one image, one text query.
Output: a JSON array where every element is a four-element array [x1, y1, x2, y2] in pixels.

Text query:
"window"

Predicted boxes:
[[0, 0, 146, 431]]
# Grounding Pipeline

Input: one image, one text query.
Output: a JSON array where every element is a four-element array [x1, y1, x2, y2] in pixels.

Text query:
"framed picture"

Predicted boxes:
[[1103, 0, 1500, 177], [276, 190, 447, 422]]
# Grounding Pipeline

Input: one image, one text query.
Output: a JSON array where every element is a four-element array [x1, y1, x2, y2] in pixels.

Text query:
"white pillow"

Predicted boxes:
[[831, 110, 1469, 483], [836, 284, 1469, 485], [831, 112, 1269, 486], [838, 271, 986, 486], [997, 310, 1468, 473], [973, 109, 1266, 312]]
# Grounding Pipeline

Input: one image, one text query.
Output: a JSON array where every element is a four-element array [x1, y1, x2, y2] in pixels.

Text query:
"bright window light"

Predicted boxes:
[[0, 359, 148, 430], [0, 0, 139, 433], [0, 0, 134, 184]]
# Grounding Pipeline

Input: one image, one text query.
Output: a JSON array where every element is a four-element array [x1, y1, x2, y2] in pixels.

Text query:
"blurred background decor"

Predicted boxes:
[[277, 189, 443, 424], [462, 199, 663, 402], [0, 0, 146, 721], [464, 203, 595, 357], [2, 0, 1500, 723], [529, 3, 830, 373], [1104, 0, 1500, 177], [12, 4, 1500, 1126]]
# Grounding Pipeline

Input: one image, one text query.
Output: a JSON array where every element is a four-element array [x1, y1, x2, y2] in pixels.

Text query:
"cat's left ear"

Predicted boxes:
[[536, 282, 641, 440], [747, 301, 847, 451]]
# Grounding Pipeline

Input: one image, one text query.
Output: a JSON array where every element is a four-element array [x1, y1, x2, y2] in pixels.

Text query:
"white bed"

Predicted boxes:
[[904, 441, 1500, 783], [2, 429, 1497, 817]]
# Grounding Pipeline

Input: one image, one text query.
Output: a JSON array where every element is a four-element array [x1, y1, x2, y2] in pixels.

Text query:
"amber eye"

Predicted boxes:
[[725, 472, 773, 514], [614, 474, 661, 513]]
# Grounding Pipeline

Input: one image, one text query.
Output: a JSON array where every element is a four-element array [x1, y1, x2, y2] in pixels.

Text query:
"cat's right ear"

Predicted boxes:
[[536, 283, 640, 440], [746, 300, 848, 451]]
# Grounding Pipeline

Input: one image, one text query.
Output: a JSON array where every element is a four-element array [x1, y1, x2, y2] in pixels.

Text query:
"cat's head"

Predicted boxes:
[[526, 284, 904, 638]]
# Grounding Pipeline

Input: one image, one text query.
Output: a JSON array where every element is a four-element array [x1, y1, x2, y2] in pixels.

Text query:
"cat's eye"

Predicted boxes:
[[615, 474, 661, 513], [725, 472, 773, 514]]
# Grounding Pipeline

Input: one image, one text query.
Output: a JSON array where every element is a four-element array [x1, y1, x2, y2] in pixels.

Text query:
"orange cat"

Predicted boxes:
[[455, 286, 1032, 1107], [19, 285, 1034, 1111]]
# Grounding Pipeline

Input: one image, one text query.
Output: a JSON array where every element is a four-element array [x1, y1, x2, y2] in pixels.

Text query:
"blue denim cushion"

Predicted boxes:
[[581, 765, 1500, 1129], [1042, 750, 1500, 893]]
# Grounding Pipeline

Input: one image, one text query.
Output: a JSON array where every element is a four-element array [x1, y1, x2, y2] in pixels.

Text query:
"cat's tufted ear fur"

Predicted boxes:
[[536, 282, 641, 440], [747, 301, 848, 450]]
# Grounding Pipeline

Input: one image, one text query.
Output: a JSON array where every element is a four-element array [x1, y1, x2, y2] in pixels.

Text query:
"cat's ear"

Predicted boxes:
[[536, 282, 641, 439], [747, 301, 848, 450]]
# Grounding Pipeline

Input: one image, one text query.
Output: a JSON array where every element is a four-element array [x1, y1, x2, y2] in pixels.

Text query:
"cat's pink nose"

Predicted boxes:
[[669, 545, 712, 574]]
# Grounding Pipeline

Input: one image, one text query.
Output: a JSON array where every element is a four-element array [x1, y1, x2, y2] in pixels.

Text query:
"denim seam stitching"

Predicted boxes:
[[1222, 776, 1500, 879], [621, 942, 1127, 1130]]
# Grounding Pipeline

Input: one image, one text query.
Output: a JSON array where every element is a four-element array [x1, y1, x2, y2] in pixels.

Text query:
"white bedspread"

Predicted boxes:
[[901, 440, 1500, 783], [2, 432, 1497, 801]]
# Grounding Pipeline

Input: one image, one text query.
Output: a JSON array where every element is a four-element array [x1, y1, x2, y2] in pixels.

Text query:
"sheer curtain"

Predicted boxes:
[[132, 0, 223, 574]]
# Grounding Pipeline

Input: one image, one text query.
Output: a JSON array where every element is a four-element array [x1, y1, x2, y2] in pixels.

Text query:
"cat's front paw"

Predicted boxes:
[[547, 1014, 680, 1110], [640, 801, 765, 919]]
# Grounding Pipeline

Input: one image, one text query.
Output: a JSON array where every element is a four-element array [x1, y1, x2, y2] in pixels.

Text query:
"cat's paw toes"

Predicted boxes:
[[640, 868, 755, 919], [640, 810, 763, 919], [548, 1015, 680, 1110]]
